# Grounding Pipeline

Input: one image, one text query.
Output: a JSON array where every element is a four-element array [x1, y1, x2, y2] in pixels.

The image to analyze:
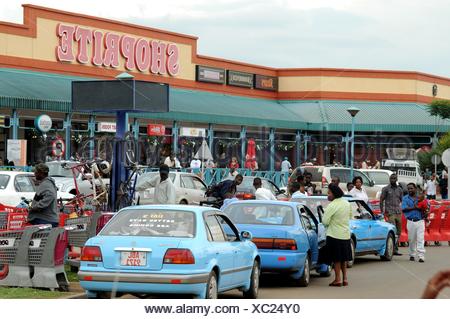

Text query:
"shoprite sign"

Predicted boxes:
[[56, 23, 180, 76]]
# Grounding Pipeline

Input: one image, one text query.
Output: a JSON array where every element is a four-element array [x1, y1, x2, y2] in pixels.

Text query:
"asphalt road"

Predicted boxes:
[[219, 244, 450, 299], [107, 244, 450, 299]]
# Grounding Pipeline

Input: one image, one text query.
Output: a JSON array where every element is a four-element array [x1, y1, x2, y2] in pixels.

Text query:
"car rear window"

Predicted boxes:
[[302, 167, 323, 182], [100, 209, 195, 238], [224, 204, 295, 225]]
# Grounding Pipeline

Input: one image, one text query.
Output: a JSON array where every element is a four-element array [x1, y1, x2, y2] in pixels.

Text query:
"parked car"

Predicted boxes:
[[47, 160, 110, 196], [0, 171, 74, 207], [78, 205, 260, 299], [360, 169, 409, 198], [223, 200, 330, 287], [136, 172, 207, 205], [223, 176, 288, 200], [291, 196, 397, 267], [291, 166, 381, 199]]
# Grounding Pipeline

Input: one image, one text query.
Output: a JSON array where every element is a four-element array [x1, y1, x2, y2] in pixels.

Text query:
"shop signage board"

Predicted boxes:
[[227, 70, 254, 88], [98, 122, 117, 133], [147, 124, 166, 136], [7, 139, 27, 166], [56, 24, 180, 76], [180, 127, 206, 137], [34, 114, 52, 133], [196, 66, 225, 84], [254, 74, 278, 91]]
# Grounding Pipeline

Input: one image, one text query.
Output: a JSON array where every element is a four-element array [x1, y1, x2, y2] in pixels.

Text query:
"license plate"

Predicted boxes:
[[120, 251, 147, 266]]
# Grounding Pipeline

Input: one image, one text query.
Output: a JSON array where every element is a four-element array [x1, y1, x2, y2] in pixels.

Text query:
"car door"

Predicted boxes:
[[216, 214, 254, 286], [358, 201, 386, 250], [0, 174, 17, 206], [191, 176, 207, 205], [349, 201, 372, 252], [298, 206, 319, 264], [204, 213, 237, 289], [180, 175, 197, 204]]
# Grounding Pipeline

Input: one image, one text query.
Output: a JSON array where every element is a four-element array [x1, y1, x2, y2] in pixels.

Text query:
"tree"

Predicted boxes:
[[426, 100, 450, 120]]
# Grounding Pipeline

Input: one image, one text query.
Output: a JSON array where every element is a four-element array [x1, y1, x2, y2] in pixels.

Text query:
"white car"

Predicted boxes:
[[136, 171, 207, 205], [0, 171, 74, 207], [47, 161, 109, 196]]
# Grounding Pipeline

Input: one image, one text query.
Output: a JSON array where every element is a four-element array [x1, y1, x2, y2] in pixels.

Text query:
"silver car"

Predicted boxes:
[[136, 172, 207, 205]]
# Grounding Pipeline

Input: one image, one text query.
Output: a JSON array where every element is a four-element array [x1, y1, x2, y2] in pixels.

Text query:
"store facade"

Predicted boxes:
[[1, 5, 450, 169]]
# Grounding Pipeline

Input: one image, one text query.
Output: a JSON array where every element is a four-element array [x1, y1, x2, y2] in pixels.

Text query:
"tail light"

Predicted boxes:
[[235, 193, 244, 200], [322, 176, 328, 188], [274, 239, 297, 250], [243, 193, 255, 200], [81, 246, 103, 262], [252, 238, 297, 250], [163, 249, 195, 264]]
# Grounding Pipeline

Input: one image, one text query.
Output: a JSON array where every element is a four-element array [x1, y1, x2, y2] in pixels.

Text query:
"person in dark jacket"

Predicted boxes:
[[28, 163, 59, 227], [209, 174, 243, 200]]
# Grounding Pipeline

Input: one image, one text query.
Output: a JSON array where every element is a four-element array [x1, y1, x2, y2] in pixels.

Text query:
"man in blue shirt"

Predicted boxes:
[[401, 183, 426, 262]]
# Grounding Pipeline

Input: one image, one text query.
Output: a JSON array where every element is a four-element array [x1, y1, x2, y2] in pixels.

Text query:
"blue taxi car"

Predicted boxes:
[[78, 205, 260, 299], [223, 200, 330, 287], [291, 196, 397, 267]]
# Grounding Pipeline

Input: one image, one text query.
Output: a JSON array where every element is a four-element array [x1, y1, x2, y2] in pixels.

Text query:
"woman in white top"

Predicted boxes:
[[349, 176, 368, 203]]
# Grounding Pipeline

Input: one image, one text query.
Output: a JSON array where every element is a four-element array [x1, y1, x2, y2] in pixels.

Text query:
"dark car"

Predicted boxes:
[[224, 176, 287, 200]]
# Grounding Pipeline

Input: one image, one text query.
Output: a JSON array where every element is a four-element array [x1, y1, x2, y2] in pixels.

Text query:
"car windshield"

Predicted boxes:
[[224, 204, 295, 225], [100, 209, 195, 238], [47, 162, 79, 178], [0, 174, 10, 189], [291, 197, 330, 212], [366, 172, 390, 185], [139, 172, 176, 183]]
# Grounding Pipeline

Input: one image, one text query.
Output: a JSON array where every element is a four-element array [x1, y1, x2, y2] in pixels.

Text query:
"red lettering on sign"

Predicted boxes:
[[150, 40, 167, 75], [56, 23, 75, 62], [103, 33, 120, 68], [166, 43, 180, 76], [135, 39, 151, 72], [74, 27, 93, 64], [92, 30, 104, 66], [120, 35, 136, 70]]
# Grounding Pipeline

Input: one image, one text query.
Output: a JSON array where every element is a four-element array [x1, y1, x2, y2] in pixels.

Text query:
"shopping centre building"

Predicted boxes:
[[1, 5, 449, 169]]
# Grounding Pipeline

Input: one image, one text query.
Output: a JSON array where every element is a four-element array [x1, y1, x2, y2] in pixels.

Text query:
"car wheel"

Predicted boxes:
[[243, 261, 260, 299], [347, 239, 355, 268], [205, 272, 218, 299], [297, 256, 310, 287], [380, 233, 394, 261], [179, 199, 188, 205], [319, 264, 332, 277]]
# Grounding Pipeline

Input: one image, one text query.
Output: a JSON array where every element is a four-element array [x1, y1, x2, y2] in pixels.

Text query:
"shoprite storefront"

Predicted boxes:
[[1, 5, 450, 169]]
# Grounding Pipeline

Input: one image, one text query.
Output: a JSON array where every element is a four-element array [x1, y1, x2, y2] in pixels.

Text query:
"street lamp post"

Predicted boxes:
[[347, 107, 360, 181]]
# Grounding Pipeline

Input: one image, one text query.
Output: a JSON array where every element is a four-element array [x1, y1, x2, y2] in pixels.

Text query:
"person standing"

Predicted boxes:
[[380, 174, 403, 256], [28, 163, 59, 228], [331, 176, 340, 186], [349, 176, 369, 203], [321, 184, 353, 287], [229, 156, 240, 169], [425, 173, 438, 200], [136, 164, 176, 204], [304, 172, 316, 196], [402, 183, 426, 262], [281, 157, 292, 174], [290, 182, 308, 199], [190, 157, 202, 171], [253, 177, 276, 200], [439, 170, 448, 200]]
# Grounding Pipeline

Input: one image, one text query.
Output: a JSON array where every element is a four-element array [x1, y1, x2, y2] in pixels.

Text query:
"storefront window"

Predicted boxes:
[[213, 131, 241, 169], [138, 126, 172, 166]]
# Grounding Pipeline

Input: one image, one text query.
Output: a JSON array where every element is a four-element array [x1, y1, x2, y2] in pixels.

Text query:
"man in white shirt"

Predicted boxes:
[[135, 164, 176, 204], [281, 157, 292, 174], [290, 182, 308, 199], [253, 177, 276, 200], [425, 173, 438, 200], [190, 157, 202, 170], [164, 153, 181, 169]]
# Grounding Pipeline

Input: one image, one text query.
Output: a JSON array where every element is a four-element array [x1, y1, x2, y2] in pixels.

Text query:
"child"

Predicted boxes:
[[417, 192, 430, 226]]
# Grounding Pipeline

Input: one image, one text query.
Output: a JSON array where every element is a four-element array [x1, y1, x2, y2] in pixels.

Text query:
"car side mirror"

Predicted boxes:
[[369, 180, 375, 187], [240, 230, 253, 241]]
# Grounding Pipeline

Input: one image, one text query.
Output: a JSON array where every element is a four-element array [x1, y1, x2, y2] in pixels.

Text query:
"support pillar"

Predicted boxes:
[[208, 123, 214, 151], [110, 111, 128, 211], [11, 109, 19, 140], [172, 121, 178, 155], [240, 126, 247, 168], [269, 128, 275, 172], [295, 130, 301, 166], [304, 133, 308, 162], [132, 118, 139, 163], [63, 113, 71, 160], [88, 115, 96, 159], [345, 132, 349, 167]]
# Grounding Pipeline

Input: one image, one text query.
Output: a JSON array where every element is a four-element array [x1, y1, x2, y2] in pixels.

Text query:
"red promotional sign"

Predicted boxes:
[[147, 124, 166, 136]]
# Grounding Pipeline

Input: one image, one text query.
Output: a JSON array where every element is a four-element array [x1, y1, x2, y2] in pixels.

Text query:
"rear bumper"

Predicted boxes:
[[259, 251, 305, 272], [78, 271, 209, 296]]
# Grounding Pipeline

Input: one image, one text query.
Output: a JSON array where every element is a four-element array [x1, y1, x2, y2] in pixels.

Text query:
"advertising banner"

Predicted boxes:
[[6, 139, 27, 166]]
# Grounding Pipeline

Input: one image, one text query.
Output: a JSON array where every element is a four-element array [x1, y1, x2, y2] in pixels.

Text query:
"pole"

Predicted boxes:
[[11, 109, 19, 140], [110, 111, 127, 211], [350, 116, 355, 181], [304, 133, 308, 161], [64, 113, 71, 160], [269, 128, 275, 171], [344, 132, 349, 167], [240, 126, 246, 168], [88, 115, 96, 159], [295, 130, 301, 166], [172, 121, 178, 155]]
